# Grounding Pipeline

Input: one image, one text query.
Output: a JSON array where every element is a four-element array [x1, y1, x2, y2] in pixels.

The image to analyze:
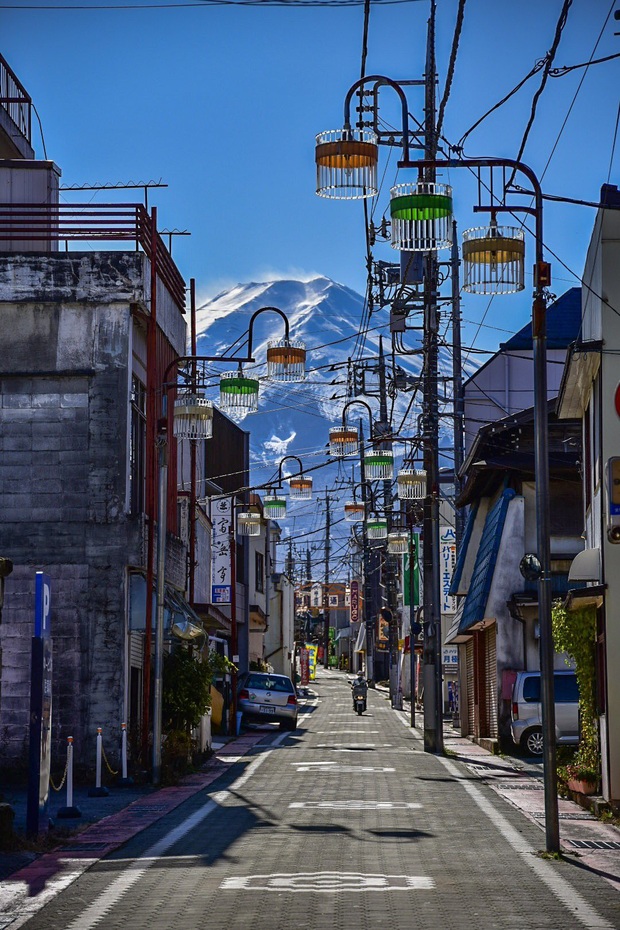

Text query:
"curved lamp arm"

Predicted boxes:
[[247, 306, 290, 357], [343, 74, 410, 164], [277, 455, 305, 485], [342, 398, 375, 436]]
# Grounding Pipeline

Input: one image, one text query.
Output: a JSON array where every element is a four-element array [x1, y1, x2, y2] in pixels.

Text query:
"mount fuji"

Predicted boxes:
[[194, 276, 453, 562]]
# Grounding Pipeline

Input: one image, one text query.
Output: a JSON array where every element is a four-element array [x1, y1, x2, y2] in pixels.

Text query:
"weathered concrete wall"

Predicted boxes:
[[0, 252, 150, 769]]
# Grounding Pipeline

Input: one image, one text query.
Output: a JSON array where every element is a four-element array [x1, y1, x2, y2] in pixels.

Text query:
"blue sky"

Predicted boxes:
[[3, 0, 619, 356]]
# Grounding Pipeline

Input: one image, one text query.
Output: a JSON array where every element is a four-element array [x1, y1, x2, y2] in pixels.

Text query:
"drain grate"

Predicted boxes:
[[531, 811, 596, 821], [62, 842, 110, 852], [129, 805, 169, 814], [569, 839, 620, 851], [497, 783, 543, 790]]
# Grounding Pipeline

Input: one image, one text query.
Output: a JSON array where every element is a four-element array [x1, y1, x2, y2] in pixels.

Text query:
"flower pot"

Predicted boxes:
[[567, 777, 597, 795]]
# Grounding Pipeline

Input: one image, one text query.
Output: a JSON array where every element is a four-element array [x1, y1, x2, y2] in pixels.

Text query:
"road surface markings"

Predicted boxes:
[[54, 732, 289, 930], [438, 755, 615, 930], [291, 763, 395, 773], [220, 872, 434, 892], [288, 800, 422, 810]]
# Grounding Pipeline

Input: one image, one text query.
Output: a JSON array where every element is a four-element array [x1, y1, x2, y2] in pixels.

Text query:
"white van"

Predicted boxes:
[[510, 670, 579, 755]]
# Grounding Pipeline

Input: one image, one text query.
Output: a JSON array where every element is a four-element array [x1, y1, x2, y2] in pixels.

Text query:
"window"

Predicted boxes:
[[255, 551, 264, 593], [554, 673, 578, 703], [129, 377, 146, 515]]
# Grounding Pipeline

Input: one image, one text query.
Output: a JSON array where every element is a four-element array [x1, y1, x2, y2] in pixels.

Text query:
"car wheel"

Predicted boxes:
[[280, 719, 296, 732], [523, 727, 544, 756]]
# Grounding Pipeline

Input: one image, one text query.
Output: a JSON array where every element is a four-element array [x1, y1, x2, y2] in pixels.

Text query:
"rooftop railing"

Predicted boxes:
[[0, 53, 31, 144], [0, 202, 186, 311]]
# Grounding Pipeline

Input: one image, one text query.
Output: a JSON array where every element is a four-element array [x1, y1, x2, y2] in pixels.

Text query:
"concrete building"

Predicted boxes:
[[0, 58, 192, 768], [556, 183, 620, 802]]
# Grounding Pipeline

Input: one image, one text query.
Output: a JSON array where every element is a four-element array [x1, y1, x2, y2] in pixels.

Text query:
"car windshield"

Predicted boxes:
[[246, 675, 294, 693]]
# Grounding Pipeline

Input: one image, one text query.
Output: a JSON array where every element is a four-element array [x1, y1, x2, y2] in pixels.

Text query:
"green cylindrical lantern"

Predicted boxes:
[[366, 517, 388, 540], [364, 449, 394, 480], [263, 494, 287, 519], [390, 181, 453, 251], [219, 370, 259, 417]]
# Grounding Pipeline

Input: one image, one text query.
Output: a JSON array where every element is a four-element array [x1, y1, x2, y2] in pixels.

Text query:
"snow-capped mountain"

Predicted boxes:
[[194, 276, 455, 560]]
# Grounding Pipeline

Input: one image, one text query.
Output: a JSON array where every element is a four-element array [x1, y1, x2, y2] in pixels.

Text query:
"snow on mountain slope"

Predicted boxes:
[[195, 276, 459, 557]]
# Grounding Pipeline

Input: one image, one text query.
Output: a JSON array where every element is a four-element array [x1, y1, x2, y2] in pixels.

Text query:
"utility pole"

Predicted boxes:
[[421, 1, 444, 754], [451, 221, 465, 547], [306, 546, 312, 583], [377, 337, 399, 706], [323, 492, 331, 669], [360, 421, 375, 683]]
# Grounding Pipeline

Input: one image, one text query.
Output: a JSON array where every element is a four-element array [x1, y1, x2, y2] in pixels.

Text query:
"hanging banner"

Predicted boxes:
[[300, 648, 310, 686], [211, 498, 232, 604], [440, 525, 457, 615], [305, 643, 318, 680], [350, 580, 359, 623], [403, 531, 420, 607]]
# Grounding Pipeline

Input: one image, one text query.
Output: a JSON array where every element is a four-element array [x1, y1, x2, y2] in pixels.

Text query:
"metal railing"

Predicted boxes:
[[0, 53, 31, 143], [0, 202, 186, 311]]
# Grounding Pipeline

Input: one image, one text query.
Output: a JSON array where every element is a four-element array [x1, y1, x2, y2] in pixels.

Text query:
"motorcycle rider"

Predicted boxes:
[[351, 669, 368, 710]]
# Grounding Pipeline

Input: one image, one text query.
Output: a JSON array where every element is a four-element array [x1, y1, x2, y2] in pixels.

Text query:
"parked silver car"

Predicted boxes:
[[238, 673, 298, 730], [510, 669, 579, 755]]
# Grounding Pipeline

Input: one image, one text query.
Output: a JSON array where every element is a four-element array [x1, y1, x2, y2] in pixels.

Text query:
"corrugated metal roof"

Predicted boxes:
[[458, 488, 516, 634], [500, 287, 581, 351]]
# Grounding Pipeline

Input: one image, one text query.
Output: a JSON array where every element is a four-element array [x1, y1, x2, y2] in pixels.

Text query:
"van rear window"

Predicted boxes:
[[522, 677, 540, 702], [522, 674, 578, 703]]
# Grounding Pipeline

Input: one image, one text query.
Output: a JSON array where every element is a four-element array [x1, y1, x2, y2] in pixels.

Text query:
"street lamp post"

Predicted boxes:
[[316, 75, 557, 849]]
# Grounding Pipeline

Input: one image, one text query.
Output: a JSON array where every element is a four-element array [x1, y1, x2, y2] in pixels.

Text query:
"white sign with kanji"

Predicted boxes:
[[211, 497, 232, 605], [440, 525, 457, 616]]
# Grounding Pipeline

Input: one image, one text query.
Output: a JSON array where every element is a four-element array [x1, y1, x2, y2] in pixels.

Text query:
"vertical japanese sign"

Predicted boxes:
[[440, 526, 457, 615], [403, 531, 420, 607], [27, 572, 52, 836], [350, 580, 359, 623], [300, 647, 310, 686], [211, 498, 232, 605]]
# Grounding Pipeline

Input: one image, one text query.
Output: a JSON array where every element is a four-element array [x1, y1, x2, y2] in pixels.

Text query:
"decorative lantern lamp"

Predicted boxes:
[[397, 467, 427, 500], [366, 516, 388, 540], [289, 475, 313, 500], [173, 393, 213, 440], [219, 370, 259, 417], [364, 448, 394, 480], [263, 494, 287, 520], [266, 338, 307, 382], [387, 530, 409, 555], [462, 225, 525, 295], [237, 510, 261, 536], [344, 500, 365, 522], [329, 425, 359, 457], [390, 181, 453, 251], [315, 128, 379, 199]]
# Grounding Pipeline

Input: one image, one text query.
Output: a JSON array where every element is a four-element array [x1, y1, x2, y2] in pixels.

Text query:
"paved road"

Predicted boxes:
[[8, 671, 620, 930]]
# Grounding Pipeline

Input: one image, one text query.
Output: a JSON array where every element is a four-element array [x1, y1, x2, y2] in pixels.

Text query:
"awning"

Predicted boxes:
[[457, 488, 516, 636], [568, 547, 600, 583], [336, 627, 351, 641]]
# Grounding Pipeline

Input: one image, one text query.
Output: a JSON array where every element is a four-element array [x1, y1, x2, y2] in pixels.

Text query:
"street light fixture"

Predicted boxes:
[[397, 467, 427, 500], [219, 368, 260, 417], [462, 222, 525, 295], [389, 181, 453, 251]]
